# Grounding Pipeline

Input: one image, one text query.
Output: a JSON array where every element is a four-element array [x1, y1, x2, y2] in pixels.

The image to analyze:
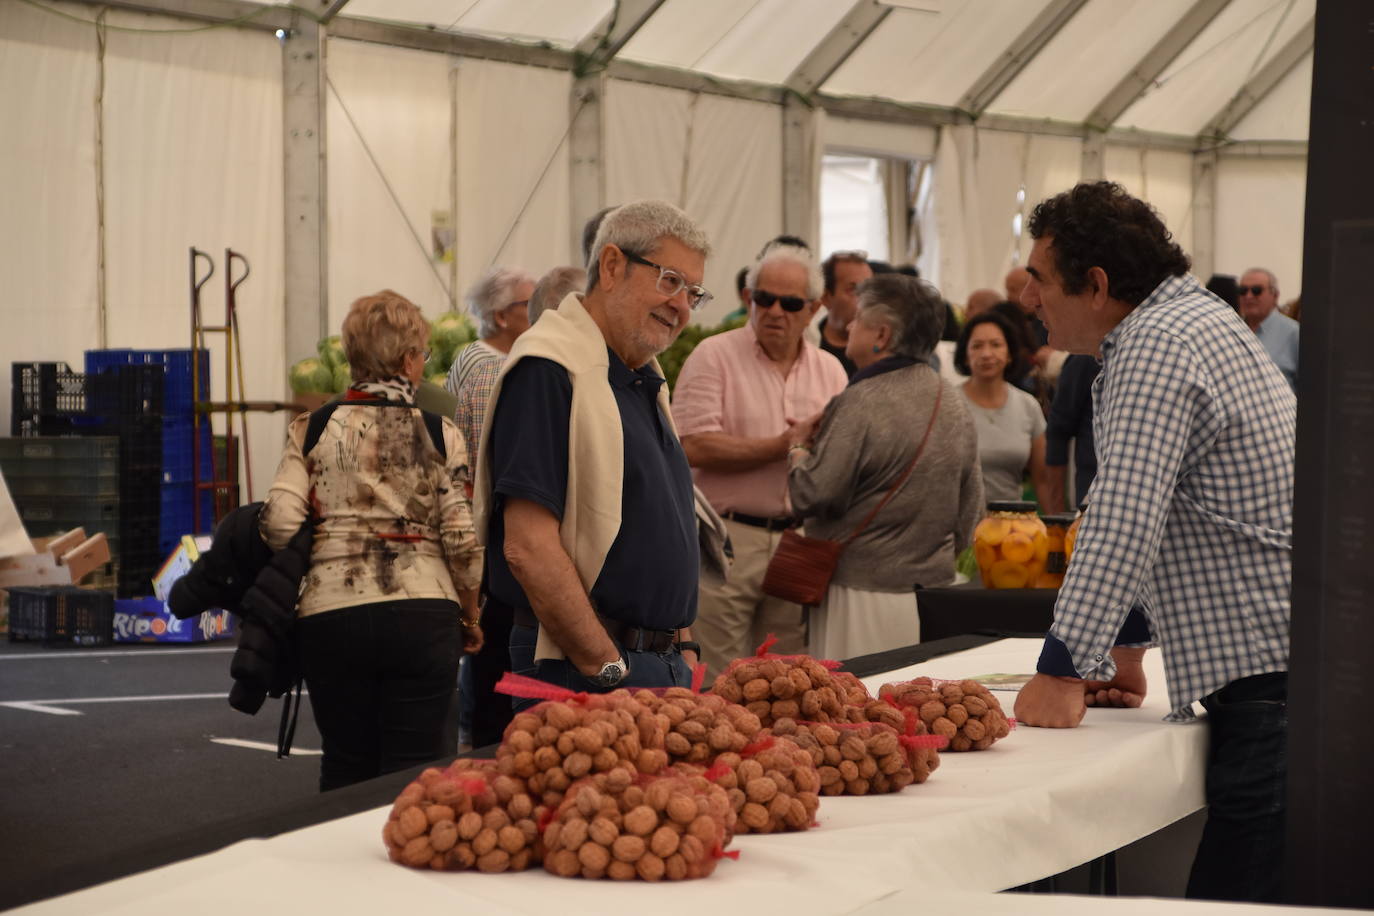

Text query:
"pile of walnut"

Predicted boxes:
[[878, 677, 1012, 751], [709, 655, 848, 727], [495, 691, 670, 809], [630, 687, 764, 765], [382, 760, 545, 872], [680, 735, 821, 834], [542, 768, 735, 881], [770, 717, 938, 796]]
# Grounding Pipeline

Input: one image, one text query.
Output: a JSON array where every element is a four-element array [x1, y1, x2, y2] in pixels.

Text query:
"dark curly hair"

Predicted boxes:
[[954, 311, 1022, 381], [1027, 181, 1190, 307]]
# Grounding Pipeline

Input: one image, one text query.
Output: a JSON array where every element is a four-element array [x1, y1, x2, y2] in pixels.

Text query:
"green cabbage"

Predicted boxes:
[[289, 357, 335, 394], [428, 311, 476, 372], [317, 335, 345, 370], [332, 362, 352, 393]]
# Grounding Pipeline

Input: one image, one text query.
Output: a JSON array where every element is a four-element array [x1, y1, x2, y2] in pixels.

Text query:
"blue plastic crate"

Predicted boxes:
[[158, 481, 214, 556], [160, 418, 214, 484], [84, 349, 209, 422]]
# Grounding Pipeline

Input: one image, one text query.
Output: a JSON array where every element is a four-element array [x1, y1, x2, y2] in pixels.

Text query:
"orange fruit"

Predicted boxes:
[[1000, 532, 1034, 564], [975, 517, 1011, 546], [988, 560, 1030, 589]]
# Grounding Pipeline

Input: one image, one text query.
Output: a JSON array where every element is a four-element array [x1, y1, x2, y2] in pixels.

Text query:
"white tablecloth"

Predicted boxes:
[[19, 639, 1221, 915]]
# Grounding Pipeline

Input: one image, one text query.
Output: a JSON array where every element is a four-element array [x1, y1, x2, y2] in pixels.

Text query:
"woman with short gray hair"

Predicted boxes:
[[786, 274, 984, 659]]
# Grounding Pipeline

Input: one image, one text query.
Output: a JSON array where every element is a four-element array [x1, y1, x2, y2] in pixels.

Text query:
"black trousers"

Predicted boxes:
[[296, 599, 461, 792], [1187, 671, 1288, 903], [467, 597, 515, 749]]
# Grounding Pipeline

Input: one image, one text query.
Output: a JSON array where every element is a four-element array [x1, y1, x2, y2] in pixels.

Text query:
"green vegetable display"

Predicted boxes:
[[288, 357, 335, 394]]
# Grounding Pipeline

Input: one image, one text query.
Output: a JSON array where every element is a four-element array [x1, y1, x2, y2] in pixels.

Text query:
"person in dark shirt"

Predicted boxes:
[[1043, 353, 1100, 511], [476, 200, 711, 701]]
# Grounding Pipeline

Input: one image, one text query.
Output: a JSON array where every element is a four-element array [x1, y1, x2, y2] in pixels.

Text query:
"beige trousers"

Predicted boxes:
[[694, 518, 806, 679]]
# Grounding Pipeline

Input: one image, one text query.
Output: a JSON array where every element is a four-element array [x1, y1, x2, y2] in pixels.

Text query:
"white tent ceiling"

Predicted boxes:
[[1, 0, 1315, 498]]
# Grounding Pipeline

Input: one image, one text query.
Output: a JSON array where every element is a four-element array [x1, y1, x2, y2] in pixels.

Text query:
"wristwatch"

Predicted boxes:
[[591, 656, 629, 688], [677, 641, 702, 657]]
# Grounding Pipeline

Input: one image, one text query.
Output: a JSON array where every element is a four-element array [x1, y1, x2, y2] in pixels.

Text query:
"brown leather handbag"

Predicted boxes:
[[761, 384, 943, 606]]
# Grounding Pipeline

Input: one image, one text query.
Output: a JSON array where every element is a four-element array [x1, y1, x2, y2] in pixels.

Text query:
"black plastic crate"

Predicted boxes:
[[6, 586, 114, 646], [12, 362, 86, 416], [88, 365, 165, 421]]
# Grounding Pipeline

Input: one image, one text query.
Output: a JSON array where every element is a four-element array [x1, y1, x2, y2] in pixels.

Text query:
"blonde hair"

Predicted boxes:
[[342, 290, 428, 382]]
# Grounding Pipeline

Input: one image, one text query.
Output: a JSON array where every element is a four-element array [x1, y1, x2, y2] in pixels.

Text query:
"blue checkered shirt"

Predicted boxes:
[[1037, 274, 1295, 720]]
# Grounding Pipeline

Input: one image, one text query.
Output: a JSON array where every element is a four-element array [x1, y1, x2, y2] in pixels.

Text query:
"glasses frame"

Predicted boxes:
[[1237, 285, 1269, 298], [750, 289, 809, 313], [622, 249, 712, 311]]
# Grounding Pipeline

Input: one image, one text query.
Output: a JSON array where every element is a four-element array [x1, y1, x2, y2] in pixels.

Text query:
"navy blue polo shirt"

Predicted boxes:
[[485, 348, 698, 630]]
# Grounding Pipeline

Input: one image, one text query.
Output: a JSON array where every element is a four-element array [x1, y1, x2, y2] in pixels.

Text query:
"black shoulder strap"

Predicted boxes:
[[301, 398, 446, 461], [302, 401, 340, 456]]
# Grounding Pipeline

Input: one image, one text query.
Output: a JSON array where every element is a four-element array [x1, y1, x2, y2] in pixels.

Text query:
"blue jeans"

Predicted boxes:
[[507, 623, 692, 712], [1187, 671, 1287, 903]]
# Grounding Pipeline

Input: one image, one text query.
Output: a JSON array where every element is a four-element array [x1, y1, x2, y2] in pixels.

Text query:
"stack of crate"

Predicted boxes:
[[84, 350, 214, 557]]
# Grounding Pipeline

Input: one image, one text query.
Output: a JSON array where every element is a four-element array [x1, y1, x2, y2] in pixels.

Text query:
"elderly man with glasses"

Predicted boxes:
[[473, 200, 712, 700], [1238, 267, 1299, 393], [673, 242, 849, 676]]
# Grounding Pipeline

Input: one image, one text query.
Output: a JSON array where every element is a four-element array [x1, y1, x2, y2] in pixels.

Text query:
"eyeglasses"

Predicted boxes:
[[1237, 285, 1269, 297], [622, 250, 713, 311], [505, 299, 529, 310], [751, 289, 808, 313]]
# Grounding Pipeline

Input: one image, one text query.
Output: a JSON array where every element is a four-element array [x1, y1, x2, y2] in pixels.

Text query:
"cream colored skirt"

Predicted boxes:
[[807, 584, 920, 662]]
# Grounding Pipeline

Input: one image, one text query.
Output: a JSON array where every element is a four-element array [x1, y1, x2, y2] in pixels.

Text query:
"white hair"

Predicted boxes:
[[529, 266, 586, 324], [746, 244, 823, 301], [467, 266, 536, 338], [586, 200, 711, 291], [1243, 267, 1279, 297]]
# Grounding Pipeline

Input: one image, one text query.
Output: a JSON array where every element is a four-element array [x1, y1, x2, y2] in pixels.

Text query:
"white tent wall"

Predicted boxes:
[[0, 0, 100, 440], [604, 79, 783, 328], [453, 58, 572, 307], [1215, 156, 1307, 300], [1231, 53, 1313, 141], [1102, 146, 1198, 267], [100, 8, 285, 504], [325, 38, 454, 333]]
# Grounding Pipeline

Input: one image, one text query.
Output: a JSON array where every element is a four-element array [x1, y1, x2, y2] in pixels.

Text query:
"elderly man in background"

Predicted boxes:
[[475, 200, 710, 697], [445, 267, 537, 459], [673, 243, 848, 675], [528, 266, 587, 325], [443, 265, 534, 749], [816, 251, 873, 377], [964, 288, 1001, 321], [1238, 267, 1299, 392]]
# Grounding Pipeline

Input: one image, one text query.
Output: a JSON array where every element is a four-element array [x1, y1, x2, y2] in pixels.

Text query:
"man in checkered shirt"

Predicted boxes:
[[1014, 182, 1295, 904]]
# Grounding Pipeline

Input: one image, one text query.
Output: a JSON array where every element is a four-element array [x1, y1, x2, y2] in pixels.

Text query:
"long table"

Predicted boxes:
[[14, 637, 1236, 915]]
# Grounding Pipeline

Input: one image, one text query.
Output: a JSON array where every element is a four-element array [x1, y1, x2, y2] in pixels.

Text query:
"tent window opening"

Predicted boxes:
[[820, 155, 889, 262], [1011, 185, 1026, 265]]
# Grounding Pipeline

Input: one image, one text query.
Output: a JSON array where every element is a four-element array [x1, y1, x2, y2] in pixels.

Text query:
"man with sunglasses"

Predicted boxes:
[[673, 243, 848, 675], [474, 200, 711, 701], [1238, 267, 1299, 393]]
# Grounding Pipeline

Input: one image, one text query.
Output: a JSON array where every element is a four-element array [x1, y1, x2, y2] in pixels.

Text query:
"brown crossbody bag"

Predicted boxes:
[[761, 383, 943, 606]]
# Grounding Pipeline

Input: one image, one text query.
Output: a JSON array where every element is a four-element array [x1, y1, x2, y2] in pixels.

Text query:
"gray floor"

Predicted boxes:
[[0, 638, 325, 909]]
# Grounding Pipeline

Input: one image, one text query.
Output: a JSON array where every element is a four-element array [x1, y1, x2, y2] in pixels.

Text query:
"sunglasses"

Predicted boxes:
[[751, 289, 808, 313], [1237, 285, 1269, 297]]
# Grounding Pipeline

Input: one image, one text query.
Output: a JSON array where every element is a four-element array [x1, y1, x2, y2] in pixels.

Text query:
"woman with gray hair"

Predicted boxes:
[[786, 274, 984, 659]]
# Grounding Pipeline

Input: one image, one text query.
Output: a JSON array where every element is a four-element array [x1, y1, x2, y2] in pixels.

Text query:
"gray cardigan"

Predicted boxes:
[[789, 363, 984, 592]]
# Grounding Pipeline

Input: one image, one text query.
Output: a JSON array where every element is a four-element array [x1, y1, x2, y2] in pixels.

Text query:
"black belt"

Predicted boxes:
[[724, 511, 797, 532], [510, 605, 679, 654]]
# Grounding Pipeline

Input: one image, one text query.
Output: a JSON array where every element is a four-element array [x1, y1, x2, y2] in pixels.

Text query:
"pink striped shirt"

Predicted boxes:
[[672, 327, 848, 517]]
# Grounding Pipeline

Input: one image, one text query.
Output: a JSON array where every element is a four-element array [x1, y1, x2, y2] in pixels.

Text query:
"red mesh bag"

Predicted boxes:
[[493, 674, 671, 809], [769, 716, 946, 796], [629, 686, 765, 766], [381, 759, 547, 872], [878, 676, 1013, 751], [679, 735, 821, 834], [541, 770, 738, 881], [708, 635, 846, 728]]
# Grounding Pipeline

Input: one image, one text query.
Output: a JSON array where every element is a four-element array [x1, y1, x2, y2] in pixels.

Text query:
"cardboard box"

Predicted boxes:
[[112, 596, 235, 644]]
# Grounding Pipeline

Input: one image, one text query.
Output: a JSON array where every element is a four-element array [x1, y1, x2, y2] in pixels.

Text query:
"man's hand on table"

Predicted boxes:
[[1014, 673, 1087, 727], [1084, 646, 1147, 708]]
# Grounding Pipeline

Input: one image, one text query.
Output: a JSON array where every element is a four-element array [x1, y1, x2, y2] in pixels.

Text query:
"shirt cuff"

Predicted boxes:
[[1036, 635, 1080, 678]]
